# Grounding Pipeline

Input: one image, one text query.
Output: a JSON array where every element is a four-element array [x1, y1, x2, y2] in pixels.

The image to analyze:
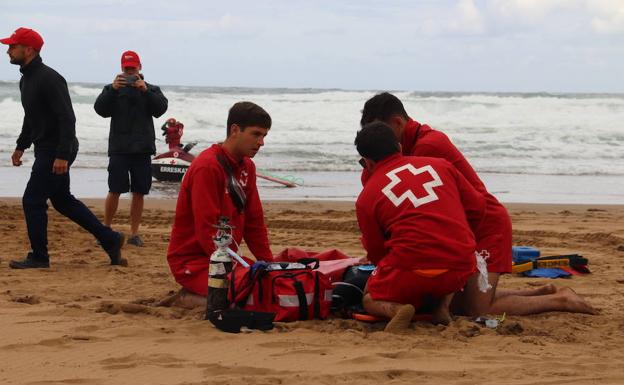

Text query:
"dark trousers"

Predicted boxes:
[[23, 149, 115, 260]]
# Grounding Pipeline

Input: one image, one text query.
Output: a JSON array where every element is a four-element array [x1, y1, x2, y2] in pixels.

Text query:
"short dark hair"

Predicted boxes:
[[226, 101, 272, 136], [360, 92, 409, 127], [355, 122, 400, 162]]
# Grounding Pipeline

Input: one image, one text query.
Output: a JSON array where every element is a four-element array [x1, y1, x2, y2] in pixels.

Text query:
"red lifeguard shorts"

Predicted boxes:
[[367, 264, 475, 310]]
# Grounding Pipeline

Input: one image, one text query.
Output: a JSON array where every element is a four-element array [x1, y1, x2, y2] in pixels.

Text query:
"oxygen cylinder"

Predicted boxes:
[[204, 217, 235, 319], [205, 248, 233, 317]]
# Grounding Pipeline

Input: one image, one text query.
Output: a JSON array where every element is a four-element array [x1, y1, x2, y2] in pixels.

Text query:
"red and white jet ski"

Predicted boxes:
[[152, 118, 195, 182], [152, 143, 196, 182]]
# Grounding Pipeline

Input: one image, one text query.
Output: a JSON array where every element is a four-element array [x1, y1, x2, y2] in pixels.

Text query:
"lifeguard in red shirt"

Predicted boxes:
[[355, 122, 486, 331], [360, 93, 596, 317], [165, 102, 273, 308]]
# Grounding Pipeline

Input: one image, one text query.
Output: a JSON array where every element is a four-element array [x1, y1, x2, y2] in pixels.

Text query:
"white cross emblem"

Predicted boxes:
[[239, 170, 249, 187], [381, 164, 443, 208], [476, 249, 490, 261]]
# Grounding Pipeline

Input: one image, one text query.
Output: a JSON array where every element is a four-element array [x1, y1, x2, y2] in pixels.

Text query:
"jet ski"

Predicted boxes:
[[152, 118, 195, 182], [152, 142, 196, 182]]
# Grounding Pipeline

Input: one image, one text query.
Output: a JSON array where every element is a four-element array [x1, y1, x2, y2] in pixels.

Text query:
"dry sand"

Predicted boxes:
[[1, 198, 624, 385]]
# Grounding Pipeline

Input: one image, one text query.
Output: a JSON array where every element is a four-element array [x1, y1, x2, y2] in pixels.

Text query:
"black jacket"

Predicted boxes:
[[16, 56, 79, 160], [94, 80, 168, 155]]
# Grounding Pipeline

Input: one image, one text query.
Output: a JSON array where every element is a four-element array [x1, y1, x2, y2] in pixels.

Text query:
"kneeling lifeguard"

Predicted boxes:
[[354, 122, 487, 331], [165, 102, 274, 308]]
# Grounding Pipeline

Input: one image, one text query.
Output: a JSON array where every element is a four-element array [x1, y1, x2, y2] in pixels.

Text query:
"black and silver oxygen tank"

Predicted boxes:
[[205, 217, 234, 319]]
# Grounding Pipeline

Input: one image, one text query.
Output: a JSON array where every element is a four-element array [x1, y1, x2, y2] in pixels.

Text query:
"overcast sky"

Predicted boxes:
[[1, 0, 623, 92]]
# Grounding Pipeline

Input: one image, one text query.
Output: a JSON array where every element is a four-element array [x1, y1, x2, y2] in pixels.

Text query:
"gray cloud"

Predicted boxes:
[[0, 0, 623, 92]]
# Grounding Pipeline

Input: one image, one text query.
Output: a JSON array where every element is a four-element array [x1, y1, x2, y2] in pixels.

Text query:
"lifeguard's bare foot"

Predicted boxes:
[[157, 288, 205, 309], [384, 304, 415, 333], [431, 292, 454, 325], [431, 304, 452, 325]]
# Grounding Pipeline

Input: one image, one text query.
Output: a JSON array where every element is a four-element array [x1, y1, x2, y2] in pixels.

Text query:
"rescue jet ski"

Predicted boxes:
[[152, 142, 196, 182], [152, 118, 195, 182]]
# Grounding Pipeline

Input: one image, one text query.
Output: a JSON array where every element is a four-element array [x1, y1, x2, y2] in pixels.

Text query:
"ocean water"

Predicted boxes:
[[1, 81, 623, 203]]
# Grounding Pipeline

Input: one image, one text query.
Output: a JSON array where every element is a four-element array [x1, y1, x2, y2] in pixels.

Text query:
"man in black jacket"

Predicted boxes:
[[94, 51, 168, 247], [1, 27, 126, 268]]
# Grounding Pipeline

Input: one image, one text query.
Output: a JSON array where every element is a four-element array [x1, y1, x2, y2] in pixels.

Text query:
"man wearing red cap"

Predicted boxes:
[[1, 27, 126, 268], [94, 50, 168, 247]]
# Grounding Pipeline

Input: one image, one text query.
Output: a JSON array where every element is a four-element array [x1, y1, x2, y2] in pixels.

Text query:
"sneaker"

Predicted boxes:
[[127, 234, 145, 247], [102, 232, 127, 266], [9, 253, 50, 269]]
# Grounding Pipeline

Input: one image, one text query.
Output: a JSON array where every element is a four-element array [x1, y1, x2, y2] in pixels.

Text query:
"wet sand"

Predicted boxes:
[[1, 198, 624, 385]]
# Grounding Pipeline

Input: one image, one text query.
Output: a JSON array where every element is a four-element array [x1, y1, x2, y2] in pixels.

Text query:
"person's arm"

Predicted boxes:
[[93, 84, 117, 118], [190, 165, 227, 256], [15, 78, 32, 153], [16, 115, 32, 152], [355, 199, 387, 265], [44, 75, 76, 161], [144, 84, 168, 118], [243, 165, 273, 261]]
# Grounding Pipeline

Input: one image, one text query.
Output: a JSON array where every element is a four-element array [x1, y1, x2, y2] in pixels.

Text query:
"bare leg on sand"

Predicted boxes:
[[157, 288, 206, 310], [495, 282, 557, 298], [130, 192, 144, 237], [453, 272, 597, 316], [104, 192, 121, 228], [363, 293, 415, 333]]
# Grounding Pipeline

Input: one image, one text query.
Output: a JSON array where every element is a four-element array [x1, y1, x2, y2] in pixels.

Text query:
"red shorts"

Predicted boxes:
[[367, 264, 475, 310], [477, 231, 512, 274]]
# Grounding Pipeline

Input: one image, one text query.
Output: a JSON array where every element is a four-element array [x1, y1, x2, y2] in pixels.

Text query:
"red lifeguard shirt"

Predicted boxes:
[[356, 154, 486, 272], [401, 120, 512, 265], [167, 144, 272, 293]]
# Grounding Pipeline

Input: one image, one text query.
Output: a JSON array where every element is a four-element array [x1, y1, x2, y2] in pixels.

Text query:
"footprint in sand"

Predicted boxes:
[[99, 353, 187, 370], [26, 378, 100, 385], [10, 294, 40, 305]]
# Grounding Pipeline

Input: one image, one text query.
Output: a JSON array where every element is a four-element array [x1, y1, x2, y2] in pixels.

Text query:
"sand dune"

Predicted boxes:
[[1, 199, 623, 385]]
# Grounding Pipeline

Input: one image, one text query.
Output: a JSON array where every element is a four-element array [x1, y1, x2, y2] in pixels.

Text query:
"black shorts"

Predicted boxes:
[[107, 154, 152, 195]]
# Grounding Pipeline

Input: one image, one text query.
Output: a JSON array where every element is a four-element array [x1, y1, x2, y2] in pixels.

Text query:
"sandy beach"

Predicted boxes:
[[1, 198, 624, 385]]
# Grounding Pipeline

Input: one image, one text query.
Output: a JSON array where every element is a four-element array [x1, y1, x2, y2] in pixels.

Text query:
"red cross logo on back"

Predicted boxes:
[[382, 164, 444, 208]]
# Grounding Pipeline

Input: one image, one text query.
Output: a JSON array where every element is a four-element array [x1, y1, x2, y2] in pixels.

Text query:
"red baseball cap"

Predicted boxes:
[[0, 27, 44, 52], [121, 50, 141, 69]]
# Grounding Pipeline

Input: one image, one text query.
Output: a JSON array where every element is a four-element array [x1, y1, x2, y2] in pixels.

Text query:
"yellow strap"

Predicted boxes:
[[512, 258, 570, 274], [208, 278, 229, 289], [536, 258, 570, 269]]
